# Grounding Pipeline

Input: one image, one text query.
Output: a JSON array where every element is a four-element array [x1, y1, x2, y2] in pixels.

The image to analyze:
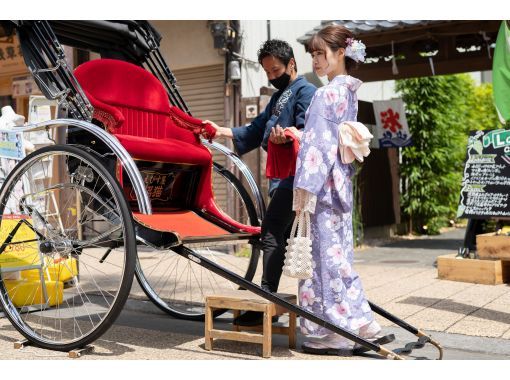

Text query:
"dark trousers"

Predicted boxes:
[[260, 187, 295, 292]]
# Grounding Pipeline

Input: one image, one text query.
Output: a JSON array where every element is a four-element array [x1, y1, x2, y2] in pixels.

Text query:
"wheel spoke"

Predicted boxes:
[[0, 145, 135, 350], [135, 165, 260, 319]]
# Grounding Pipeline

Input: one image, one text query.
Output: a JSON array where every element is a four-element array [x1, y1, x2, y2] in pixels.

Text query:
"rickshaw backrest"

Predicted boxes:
[[73, 59, 260, 235], [74, 59, 197, 145], [73, 58, 213, 213]]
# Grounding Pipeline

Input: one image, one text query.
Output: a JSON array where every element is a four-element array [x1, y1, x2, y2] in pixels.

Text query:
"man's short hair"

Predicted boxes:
[[257, 39, 297, 72]]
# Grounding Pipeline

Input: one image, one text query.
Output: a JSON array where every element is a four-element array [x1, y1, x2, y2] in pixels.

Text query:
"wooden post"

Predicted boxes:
[[262, 304, 272, 358], [68, 345, 94, 358], [204, 304, 214, 351], [288, 311, 296, 349], [232, 309, 240, 332], [13, 339, 30, 349]]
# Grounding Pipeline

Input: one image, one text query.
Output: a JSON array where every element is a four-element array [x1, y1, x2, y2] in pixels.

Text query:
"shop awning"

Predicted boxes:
[[298, 20, 501, 82]]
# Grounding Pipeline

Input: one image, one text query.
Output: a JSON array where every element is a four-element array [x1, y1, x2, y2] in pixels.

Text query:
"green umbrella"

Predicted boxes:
[[493, 21, 510, 126]]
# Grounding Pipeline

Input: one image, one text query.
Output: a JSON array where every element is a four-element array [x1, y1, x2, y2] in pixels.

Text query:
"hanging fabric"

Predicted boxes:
[[391, 40, 399, 75], [428, 56, 436, 76]]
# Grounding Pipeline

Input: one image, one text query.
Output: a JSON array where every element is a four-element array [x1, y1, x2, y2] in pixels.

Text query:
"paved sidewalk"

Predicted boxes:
[[277, 227, 510, 341], [352, 228, 510, 341], [1, 227, 509, 359]]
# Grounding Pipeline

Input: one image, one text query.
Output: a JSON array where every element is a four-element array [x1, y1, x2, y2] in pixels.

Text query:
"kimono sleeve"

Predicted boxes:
[[293, 86, 349, 197]]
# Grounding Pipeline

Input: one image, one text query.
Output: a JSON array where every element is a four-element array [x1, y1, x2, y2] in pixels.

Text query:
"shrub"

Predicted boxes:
[[396, 74, 498, 234]]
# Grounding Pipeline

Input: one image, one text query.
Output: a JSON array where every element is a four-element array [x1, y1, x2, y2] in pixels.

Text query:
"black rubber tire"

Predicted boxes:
[[135, 162, 261, 320], [0, 144, 136, 351]]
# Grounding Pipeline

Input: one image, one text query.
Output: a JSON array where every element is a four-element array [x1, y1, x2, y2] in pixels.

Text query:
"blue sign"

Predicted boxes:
[[0, 130, 24, 160]]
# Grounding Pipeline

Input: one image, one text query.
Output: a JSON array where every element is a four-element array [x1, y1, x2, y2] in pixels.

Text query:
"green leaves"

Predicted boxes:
[[396, 74, 499, 234]]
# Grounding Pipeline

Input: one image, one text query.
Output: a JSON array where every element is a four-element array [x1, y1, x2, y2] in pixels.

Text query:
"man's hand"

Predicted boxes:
[[203, 120, 233, 139], [286, 126, 303, 142], [269, 125, 289, 144]]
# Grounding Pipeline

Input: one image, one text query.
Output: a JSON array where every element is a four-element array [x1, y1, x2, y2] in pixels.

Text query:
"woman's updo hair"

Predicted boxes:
[[307, 24, 358, 72]]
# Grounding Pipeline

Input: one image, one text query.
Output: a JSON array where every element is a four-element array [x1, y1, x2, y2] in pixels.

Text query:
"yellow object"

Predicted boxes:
[[0, 215, 41, 270], [4, 278, 64, 307], [1, 215, 78, 282], [21, 257, 78, 283], [1, 215, 75, 307]]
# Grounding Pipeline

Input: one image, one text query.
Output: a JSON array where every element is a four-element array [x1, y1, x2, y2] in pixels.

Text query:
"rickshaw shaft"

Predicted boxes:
[[172, 245, 386, 356]]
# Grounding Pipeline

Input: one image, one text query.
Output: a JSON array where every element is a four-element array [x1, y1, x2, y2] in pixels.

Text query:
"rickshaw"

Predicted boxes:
[[0, 20, 442, 359]]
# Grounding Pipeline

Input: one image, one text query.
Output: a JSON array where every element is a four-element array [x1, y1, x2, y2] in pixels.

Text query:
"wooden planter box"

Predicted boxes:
[[476, 233, 510, 260], [437, 254, 510, 285]]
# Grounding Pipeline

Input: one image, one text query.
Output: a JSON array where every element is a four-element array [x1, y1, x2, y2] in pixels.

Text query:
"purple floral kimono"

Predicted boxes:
[[293, 75, 376, 337]]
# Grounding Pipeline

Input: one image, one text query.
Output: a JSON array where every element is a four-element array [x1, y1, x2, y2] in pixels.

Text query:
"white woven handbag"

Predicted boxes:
[[283, 210, 313, 279]]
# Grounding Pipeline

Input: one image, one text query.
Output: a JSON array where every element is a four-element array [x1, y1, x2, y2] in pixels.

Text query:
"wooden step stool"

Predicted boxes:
[[204, 290, 297, 358]]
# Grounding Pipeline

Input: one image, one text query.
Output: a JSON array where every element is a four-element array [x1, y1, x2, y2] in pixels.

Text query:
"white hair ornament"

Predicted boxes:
[[345, 38, 366, 63]]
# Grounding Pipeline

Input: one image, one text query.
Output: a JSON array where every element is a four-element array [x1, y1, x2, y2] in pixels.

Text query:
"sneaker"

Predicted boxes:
[[232, 311, 278, 326]]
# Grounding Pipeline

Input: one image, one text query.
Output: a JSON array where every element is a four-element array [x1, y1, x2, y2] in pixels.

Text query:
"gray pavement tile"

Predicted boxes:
[[393, 289, 510, 335], [400, 296, 476, 313], [361, 267, 432, 290], [470, 301, 510, 323], [488, 289, 510, 305], [383, 326, 510, 359], [444, 301, 510, 338], [380, 300, 428, 320], [404, 308, 472, 331], [365, 270, 437, 305], [446, 316, 510, 338], [403, 279, 474, 299], [448, 284, 509, 307]]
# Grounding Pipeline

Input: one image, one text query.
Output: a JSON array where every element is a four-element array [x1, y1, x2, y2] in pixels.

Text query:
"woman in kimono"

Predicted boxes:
[[292, 25, 394, 355]]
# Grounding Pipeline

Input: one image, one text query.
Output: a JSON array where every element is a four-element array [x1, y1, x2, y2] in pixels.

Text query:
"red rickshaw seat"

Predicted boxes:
[[114, 134, 211, 165], [74, 58, 261, 236], [74, 59, 206, 145]]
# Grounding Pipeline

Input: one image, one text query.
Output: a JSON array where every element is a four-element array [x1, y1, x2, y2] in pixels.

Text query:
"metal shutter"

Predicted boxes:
[[173, 64, 230, 213]]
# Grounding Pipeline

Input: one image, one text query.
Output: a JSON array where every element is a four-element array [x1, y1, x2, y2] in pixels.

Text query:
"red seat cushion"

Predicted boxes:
[[115, 134, 211, 166], [74, 58, 260, 236]]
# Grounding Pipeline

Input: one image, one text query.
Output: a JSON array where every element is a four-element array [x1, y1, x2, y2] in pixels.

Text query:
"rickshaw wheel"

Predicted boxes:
[[0, 145, 136, 351], [134, 163, 261, 320]]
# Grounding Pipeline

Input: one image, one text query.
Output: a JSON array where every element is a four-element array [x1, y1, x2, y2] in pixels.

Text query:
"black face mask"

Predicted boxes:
[[269, 71, 291, 91]]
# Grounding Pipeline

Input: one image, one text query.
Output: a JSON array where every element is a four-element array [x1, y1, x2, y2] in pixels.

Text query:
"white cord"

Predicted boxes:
[[391, 40, 399, 75], [428, 56, 436, 76]]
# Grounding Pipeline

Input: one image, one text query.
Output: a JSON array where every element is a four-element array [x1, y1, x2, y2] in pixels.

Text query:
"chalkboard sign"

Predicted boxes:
[[457, 130, 510, 219]]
